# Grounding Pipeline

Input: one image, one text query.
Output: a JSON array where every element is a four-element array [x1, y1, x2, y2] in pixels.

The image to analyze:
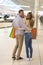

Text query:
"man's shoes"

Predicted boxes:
[[19, 57, 23, 59], [12, 56, 16, 60], [16, 57, 23, 60]]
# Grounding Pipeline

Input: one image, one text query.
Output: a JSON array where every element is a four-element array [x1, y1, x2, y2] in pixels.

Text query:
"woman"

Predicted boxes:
[[24, 12, 34, 60]]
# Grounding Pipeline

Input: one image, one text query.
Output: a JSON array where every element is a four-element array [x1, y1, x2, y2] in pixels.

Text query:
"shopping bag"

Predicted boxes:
[[9, 27, 16, 38], [31, 28, 37, 39]]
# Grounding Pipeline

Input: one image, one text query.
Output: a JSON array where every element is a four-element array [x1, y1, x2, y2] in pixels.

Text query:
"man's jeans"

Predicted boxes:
[[25, 33, 33, 58]]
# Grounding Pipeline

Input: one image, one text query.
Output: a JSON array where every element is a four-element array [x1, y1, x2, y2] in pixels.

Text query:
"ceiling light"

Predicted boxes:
[[18, 5, 30, 8]]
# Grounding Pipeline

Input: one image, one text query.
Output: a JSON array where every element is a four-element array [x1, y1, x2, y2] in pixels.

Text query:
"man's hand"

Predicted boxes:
[[15, 28, 25, 30]]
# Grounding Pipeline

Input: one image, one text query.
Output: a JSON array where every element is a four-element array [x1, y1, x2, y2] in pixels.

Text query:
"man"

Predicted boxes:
[[12, 9, 30, 60]]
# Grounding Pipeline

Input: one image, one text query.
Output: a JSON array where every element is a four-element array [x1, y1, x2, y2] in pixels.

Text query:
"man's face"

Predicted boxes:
[[20, 11, 24, 18]]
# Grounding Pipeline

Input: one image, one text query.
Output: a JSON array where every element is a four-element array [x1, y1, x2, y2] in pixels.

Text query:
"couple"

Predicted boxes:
[[12, 9, 34, 60]]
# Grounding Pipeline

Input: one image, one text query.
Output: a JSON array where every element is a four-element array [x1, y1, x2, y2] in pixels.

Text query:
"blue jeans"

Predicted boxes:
[[25, 33, 33, 58]]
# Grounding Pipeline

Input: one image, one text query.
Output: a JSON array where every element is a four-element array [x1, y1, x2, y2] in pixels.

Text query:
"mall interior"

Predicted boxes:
[[0, 0, 43, 65]]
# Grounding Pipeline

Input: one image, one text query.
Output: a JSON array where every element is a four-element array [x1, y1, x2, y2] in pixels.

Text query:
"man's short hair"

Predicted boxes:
[[19, 9, 24, 13]]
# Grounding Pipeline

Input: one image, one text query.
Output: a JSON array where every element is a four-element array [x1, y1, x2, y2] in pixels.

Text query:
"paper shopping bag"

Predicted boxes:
[[9, 27, 16, 38], [31, 28, 37, 39]]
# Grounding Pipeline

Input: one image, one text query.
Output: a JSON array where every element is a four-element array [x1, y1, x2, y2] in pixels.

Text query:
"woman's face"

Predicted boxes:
[[26, 14, 30, 19], [26, 13, 32, 19]]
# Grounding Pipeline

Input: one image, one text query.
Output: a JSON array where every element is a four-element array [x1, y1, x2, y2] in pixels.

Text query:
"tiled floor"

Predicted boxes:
[[0, 23, 43, 65]]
